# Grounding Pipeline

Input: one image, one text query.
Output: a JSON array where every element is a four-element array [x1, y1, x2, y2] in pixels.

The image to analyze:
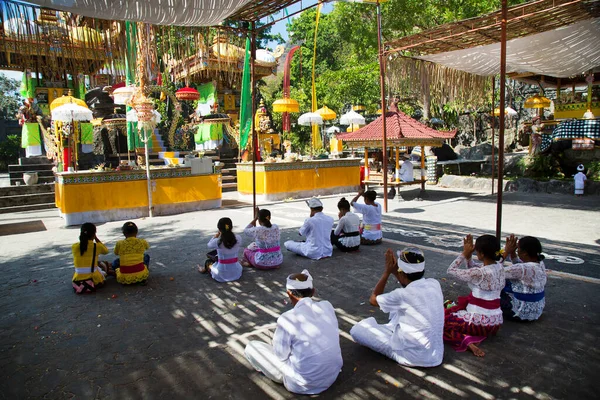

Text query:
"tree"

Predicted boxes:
[[0, 73, 22, 120]]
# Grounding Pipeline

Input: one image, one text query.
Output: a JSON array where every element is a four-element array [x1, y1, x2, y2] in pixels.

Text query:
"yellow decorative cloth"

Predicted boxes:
[[72, 241, 109, 284]]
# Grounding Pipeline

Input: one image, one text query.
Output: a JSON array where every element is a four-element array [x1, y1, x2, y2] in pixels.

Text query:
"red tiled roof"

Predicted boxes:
[[336, 111, 457, 147]]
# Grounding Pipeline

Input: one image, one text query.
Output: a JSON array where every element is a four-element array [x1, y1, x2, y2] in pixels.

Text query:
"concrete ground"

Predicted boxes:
[[0, 186, 598, 399]]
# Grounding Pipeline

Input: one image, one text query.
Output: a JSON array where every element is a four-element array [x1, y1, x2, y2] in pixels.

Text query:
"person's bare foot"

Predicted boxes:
[[241, 260, 251, 267], [197, 264, 208, 274], [467, 343, 485, 357]]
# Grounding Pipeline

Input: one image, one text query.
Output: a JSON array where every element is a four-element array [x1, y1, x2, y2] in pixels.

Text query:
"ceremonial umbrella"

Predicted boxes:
[[326, 126, 341, 134], [315, 106, 336, 121], [126, 108, 162, 124], [298, 112, 323, 126], [524, 95, 551, 109], [51, 103, 93, 122], [340, 110, 366, 125], [50, 95, 88, 111]]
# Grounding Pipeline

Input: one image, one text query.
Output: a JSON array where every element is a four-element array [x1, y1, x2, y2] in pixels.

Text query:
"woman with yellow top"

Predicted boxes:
[[72, 223, 110, 293], [113, 222, 150, 285]]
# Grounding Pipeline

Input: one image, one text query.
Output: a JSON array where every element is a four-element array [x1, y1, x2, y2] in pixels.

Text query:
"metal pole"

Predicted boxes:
[[496, 0, 507, 240], [491, 76, 495, 195], [251, 23, 257, 211], [377, 1, 388, 212]]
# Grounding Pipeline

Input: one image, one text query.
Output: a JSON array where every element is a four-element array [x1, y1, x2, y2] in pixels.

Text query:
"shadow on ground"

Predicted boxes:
[[0, 222, 598, 399]]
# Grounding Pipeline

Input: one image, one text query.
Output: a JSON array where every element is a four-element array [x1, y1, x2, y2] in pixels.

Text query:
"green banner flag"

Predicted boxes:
[[239, 37, 252, 150]]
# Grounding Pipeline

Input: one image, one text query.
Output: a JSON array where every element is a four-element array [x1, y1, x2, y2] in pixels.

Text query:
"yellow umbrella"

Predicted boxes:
[[315, 105, 336, 120], [273, 98, 300, 113], [50, 95, 88, 111], [524, 94, 551, 109]]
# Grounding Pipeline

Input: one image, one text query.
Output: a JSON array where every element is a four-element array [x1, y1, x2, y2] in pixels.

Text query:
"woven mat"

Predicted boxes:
[[0, 220, 47, 236]]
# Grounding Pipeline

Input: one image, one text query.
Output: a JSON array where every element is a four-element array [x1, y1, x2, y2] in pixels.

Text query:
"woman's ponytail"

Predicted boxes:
[[258, 209, 272, 228], [79, 222, 97, 256], [217, 217, 237, 249]]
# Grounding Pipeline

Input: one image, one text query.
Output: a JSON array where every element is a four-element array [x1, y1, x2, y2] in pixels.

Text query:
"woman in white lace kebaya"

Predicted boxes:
[[242, 208, 283, 269], [444, 234, 505, 357], [501, 235, 547, 321]]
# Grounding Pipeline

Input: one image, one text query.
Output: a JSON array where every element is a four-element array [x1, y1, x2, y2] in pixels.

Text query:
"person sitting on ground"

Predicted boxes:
[[351, 248, 444, 367], [244, 270, 343, 395], [284, 198, 334, 260], [113, 221, 150, 285], [399, 155, 414, 182], [72, 222, 110, 293], [444, 234, 505, 357], [242, 208, 283, 269], [198, 217, 243, 282], [351, 188, 382, 245], [501, 235, 547, 321], [330, 197, 360, 252]]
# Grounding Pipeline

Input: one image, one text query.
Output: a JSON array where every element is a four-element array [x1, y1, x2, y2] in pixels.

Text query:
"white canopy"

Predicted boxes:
[[26, 0, 252, 26], [298, 112, 323, 126], [417, 19, 600, 78], [340, 110, 366, 126]]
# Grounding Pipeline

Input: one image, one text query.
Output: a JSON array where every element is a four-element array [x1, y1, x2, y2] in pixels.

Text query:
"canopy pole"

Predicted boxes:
[[377, 0, 388, 212], [496, 0, 507, 241], [420, 147, 425, 190], [251, 23, 257, 212], [395, 146, 400, 182], [364, 148, 369, 181], [491, 76, 495, 195]]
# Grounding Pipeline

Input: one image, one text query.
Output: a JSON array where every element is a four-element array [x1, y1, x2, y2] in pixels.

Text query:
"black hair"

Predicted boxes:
[[289, 288, 314, 298], [405, 271, 425, 281], [518, 236, 545, 261], [217, 217, 237, 249], [337, 197, 350, 211], [364, 190, 377, 202], [401, 251, 425, 264], [287, 273, 314, 298], [475, 234, 502, 261], [258, 209, 272, 228], [79, 222, 96, 256], [122, 221, 138, 237], [312, 206, 324, 212]]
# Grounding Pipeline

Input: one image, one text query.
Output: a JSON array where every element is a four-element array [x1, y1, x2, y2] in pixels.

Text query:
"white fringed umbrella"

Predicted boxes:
[[51, 103, 93, 122], [340, 110, 365, 125], [298, 112, 323, 126]]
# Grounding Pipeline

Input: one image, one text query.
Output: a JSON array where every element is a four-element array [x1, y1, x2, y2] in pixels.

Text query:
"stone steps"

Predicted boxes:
[[0, 183, 56, 214], [8, 157, 55, 186]]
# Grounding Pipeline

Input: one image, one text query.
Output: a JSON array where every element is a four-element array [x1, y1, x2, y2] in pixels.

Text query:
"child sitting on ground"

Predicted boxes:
[[72, 222, 110, 293], [351, 188, 383, 245], [331, 197, 360, 252], [113, 221, 150, 285], [242, 208, 283, 269], [198, 217, 243, 282]]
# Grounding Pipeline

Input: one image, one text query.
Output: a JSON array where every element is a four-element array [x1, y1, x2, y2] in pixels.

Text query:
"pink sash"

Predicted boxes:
[[257, 246, 281, 253], [220, 257, 238, 264]]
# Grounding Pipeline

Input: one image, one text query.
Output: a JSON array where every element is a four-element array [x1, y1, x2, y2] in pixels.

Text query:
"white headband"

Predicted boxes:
[[397, 251, 425, 273], [286, 269, 313, 290]]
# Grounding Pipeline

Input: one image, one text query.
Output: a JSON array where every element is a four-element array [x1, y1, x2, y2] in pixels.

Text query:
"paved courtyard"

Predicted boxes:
[[0, 187, 598, 399]]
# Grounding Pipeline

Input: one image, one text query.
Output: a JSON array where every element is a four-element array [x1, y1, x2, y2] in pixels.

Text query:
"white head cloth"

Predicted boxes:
[[577, 164, 585, 171], [286, 269, 314, 290], [397, 250, 425, 274]]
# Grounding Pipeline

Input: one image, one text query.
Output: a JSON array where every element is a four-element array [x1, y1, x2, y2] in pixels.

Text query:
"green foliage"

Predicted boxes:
[[586, 161, 600, 181], [0, 135, 21, 170], [0, 74, 22, 120], [520, 155, 564, 180]]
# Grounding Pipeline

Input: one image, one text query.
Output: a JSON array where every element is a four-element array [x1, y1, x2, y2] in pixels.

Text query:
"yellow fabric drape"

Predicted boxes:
[[311, 3, 323, 151]]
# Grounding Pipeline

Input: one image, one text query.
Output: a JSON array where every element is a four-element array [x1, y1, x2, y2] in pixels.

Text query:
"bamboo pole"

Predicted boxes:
[[251, 23, 257, 212], [395, 146, 400, 182], [496, 0, 507, 241], [491, 76, 495, 195], [377, 1, 388, 212]]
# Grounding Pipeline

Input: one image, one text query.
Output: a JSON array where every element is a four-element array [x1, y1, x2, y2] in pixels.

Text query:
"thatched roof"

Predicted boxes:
[[336, 111, 457, 148], [386, 0, 600, 56]]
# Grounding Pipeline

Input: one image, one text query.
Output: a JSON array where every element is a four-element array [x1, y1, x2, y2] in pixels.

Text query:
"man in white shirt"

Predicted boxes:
[[245, 270, 343, 395], [350, 247, 444, 367], [284, 198, 334, 259], [399, 156, 414, 182]]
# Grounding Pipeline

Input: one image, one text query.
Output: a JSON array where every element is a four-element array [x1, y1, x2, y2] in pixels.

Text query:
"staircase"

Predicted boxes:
[[0, 183, 56, 214], [8, 157, 55, 186]]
